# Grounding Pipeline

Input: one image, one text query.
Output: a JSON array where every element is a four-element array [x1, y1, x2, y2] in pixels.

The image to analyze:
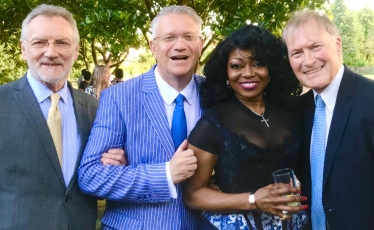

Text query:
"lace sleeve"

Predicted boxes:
[[188, 114, 223, 155]]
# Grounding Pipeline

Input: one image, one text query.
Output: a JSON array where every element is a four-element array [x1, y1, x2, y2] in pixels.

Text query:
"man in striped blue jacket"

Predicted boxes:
[[78, 5, 205, 230]]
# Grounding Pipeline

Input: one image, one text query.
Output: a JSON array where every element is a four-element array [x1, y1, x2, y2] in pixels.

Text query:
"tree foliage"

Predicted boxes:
[[332, 0, 374, 67], [0, 0, 325, 84]]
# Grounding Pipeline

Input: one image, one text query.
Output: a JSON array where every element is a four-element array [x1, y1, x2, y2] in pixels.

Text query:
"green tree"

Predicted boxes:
[[364, 24, 374, 65], [332, 0, 365, 66], [0, 0, 326, 84], [356, 6, 374, 64]]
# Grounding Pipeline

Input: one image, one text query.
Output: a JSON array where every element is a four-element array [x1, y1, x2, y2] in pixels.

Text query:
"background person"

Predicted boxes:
[[184, 25, 308, 230], [283, 9, 374, 230], [111, 68, 124, 85], [85, 64, 111, 99], [78, 69, 91, 91], [77, 68, 88, 86]]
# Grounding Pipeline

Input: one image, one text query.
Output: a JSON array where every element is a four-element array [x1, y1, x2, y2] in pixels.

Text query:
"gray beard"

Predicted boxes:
[[29, 62, 73, 85]]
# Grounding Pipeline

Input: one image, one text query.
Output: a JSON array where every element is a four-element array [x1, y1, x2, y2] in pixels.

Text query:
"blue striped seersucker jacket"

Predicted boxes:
[[78, 65, 205, 230]]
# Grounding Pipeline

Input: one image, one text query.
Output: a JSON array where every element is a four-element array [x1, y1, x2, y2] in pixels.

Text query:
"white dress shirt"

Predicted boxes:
[[154, 66, 201, 198]]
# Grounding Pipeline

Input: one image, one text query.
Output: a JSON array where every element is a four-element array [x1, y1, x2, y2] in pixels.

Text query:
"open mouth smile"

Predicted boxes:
[[240, 82, 258, 90], [171, 55, 188, 60]]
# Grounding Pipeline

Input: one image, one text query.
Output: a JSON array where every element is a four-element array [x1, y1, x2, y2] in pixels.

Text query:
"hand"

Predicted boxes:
[[101, 148, 127, 166], [208, 174, 221, 191], [253, 183, 307, 219], [169, 140, 197, 184]]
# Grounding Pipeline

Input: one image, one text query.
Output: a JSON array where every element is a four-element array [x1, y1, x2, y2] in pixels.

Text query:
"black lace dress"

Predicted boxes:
[[188, 97, 308, 230]]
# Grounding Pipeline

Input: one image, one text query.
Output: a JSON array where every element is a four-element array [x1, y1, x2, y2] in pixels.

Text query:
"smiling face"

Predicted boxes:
[[285, 20, 342, 94], [227, 49, 269, 103], [21, 15, 79, 91], [149, 13, 203, 88]]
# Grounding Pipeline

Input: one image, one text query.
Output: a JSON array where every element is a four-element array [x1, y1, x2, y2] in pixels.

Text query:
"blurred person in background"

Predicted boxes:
[[85, 64, 111, 99], [111, 68, 124, 85], [78, 69, 91, 91], [77, 68, 88, 86]]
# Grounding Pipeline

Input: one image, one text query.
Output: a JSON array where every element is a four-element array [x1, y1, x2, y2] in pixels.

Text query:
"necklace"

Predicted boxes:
[[249, 108, 270, 127]]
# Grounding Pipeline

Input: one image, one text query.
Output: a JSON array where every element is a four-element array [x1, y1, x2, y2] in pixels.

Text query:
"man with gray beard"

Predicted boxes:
[[0, 4, 123, 230]]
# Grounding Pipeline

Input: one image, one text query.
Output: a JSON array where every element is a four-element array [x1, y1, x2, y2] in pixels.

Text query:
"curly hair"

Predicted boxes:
[[202, 24, 301, 109]]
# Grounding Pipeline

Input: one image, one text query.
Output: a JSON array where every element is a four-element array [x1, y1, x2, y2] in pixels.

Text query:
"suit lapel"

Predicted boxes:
[[66, 85, 89, 191], [13, 76, 65, 187], [142, 67, 175, 158], [323, 68, 354, 189], [304, 90, 315, 159], [302, 91, 314, 199]]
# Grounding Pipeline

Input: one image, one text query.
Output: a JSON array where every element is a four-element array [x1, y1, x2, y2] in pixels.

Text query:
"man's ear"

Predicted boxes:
[[198, 37, 204, 57], [149, 40, 157, 57], [20, 41, 27, 61], [73, 44, 79, 61], [336, 36, 342, 57]]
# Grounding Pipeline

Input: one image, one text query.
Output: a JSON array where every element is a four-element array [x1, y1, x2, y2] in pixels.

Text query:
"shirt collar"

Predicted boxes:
[[27, 70, 68, 104], [313, 64, 344, 111], [154, 66, 196, 105]]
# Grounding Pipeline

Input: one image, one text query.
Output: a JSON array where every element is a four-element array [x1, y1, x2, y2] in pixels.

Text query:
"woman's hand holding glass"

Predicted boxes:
[[252, 183, 307, 220]]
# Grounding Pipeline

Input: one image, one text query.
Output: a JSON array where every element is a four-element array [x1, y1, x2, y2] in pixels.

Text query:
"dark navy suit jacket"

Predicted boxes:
[[300, 66, 374, 229]]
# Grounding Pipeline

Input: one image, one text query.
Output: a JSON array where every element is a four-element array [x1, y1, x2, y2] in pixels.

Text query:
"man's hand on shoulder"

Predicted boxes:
[[101, 149, 127, 166], [169, 140, 197, 184]]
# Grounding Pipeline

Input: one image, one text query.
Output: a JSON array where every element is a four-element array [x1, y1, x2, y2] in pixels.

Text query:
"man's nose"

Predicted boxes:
[[43, 43, 59, 58], [173, 36, 187, 49], [304, 51, 315, 66]]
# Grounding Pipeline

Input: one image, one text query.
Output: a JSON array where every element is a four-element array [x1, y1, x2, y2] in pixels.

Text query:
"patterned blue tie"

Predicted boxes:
[[171, 94, 187, 150], [311, 95, 326, 230]]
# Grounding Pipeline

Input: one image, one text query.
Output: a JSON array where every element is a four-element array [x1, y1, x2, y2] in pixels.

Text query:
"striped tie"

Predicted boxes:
[[311, 95, 326, 229], [47, 93, 63, 166]]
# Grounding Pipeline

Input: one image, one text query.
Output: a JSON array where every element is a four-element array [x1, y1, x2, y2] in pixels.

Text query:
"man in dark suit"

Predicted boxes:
[[0, 4, 123, 229], [283, 10, 374, 229]]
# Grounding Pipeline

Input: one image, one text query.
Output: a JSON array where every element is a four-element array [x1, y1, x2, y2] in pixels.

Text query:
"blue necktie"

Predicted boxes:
[[311, 95, 326, 230], [171, 94, 187, 150]]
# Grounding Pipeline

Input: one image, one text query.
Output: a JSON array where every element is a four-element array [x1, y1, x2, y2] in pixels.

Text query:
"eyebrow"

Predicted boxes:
[[29, 37, 72, 41]]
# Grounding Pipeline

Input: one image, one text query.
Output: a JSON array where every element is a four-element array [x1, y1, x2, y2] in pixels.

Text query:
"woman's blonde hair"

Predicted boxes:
[[89, 65, 110, 99]]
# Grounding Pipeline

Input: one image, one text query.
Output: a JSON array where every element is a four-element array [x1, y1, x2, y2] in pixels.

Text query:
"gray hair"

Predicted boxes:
[[151, 5, 203, 38], [20, 4, 79, 43], [282, 9, 340, 44]]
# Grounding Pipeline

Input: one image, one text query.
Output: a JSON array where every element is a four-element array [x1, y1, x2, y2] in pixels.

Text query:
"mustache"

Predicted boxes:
[[39, 59, 63, 65]]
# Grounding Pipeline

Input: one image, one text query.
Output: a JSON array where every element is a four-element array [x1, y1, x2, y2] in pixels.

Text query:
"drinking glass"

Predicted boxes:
[[272, 168, 300, 207]]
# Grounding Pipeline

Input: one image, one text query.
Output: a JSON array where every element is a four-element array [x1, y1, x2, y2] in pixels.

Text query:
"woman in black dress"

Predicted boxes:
[[184, 25, 308, 230]]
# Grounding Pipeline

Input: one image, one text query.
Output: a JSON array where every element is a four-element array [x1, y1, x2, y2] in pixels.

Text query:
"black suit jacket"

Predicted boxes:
[[300, 66, 374, 229], [0, 75, 99, 230]]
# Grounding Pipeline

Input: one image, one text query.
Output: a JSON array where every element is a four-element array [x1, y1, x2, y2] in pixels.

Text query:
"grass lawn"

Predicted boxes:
[[96, 200, 106, 229]]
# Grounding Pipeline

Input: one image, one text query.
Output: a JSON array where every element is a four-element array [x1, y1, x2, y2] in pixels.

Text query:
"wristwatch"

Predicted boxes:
[[249, 193, 256, 209]]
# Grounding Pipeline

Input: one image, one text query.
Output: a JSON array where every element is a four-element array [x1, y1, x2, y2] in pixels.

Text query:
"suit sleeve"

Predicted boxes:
[[78, 89, 171, 203]]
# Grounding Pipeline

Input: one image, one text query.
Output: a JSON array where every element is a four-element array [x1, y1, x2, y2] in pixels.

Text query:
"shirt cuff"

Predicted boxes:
[[166, 161, 178, 198]]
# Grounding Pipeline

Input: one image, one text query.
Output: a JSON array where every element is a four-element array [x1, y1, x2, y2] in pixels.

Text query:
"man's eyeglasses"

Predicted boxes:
[[153, 35, 201, 43], [24, 39, 73, 52]]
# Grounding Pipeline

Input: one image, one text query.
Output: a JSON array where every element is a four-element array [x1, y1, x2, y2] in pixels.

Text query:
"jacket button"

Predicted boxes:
[[65, 196, 72, 202]]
